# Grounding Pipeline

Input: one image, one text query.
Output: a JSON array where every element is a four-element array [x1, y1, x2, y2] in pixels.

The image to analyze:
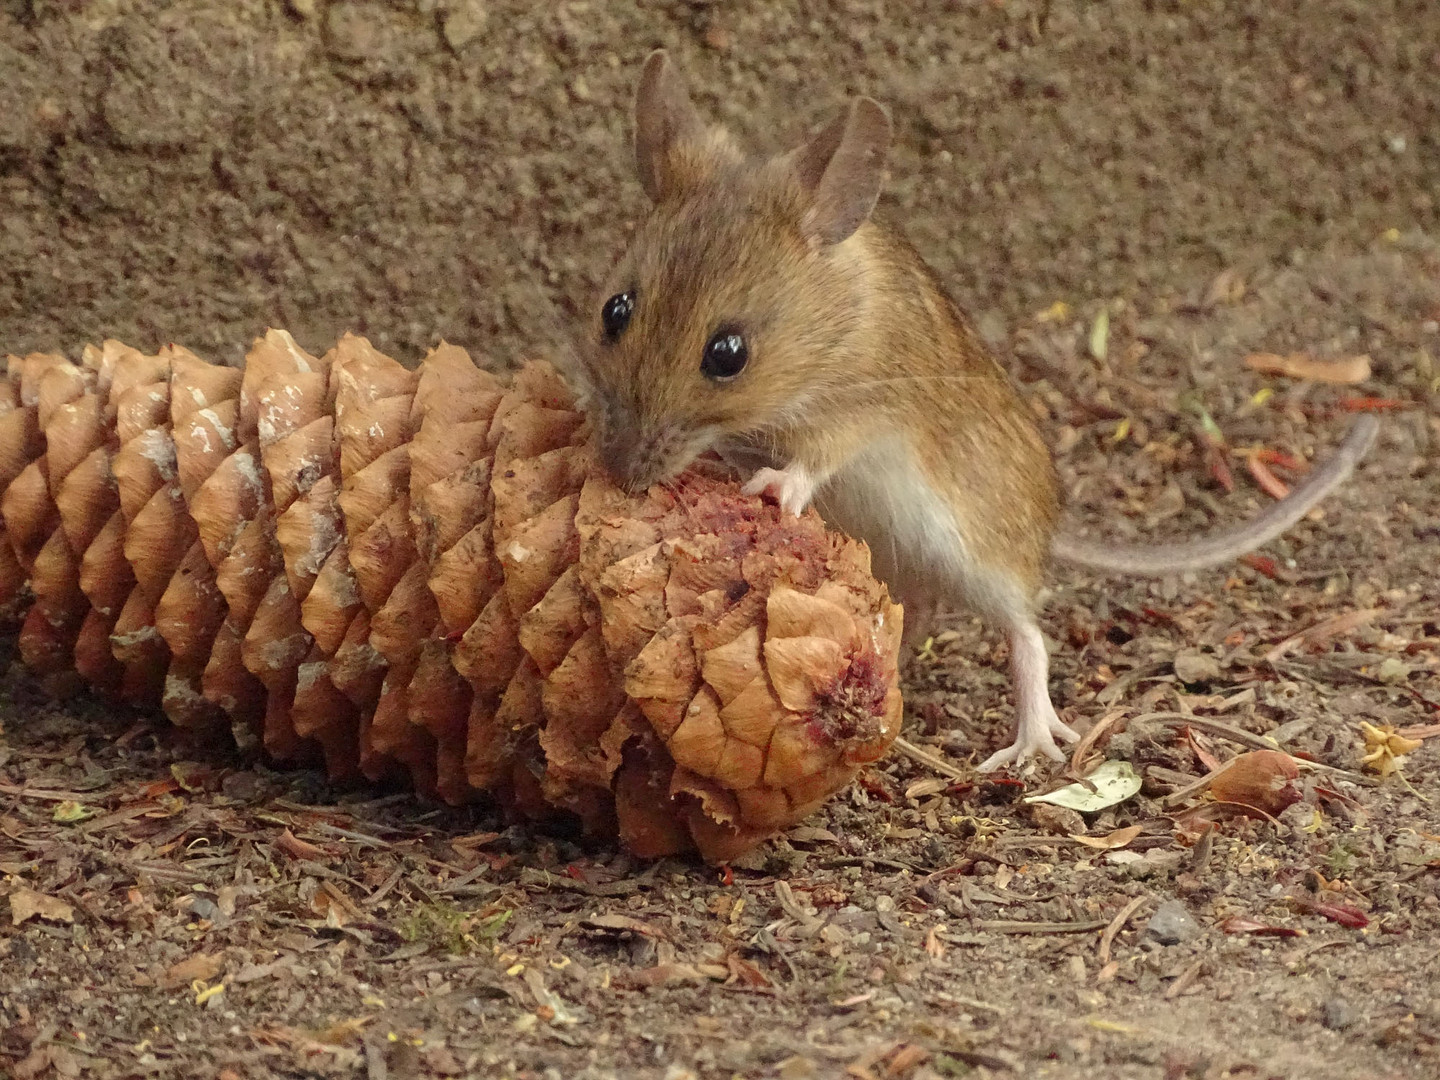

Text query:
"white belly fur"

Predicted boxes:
[[814, 435, 1030, 626]]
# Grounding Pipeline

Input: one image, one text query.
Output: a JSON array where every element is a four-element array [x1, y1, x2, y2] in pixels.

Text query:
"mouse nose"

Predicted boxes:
[[596, 425, 651, 493]]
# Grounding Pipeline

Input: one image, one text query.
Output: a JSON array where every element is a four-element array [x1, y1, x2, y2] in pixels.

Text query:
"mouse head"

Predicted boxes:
[[573, 50, 893, 493]]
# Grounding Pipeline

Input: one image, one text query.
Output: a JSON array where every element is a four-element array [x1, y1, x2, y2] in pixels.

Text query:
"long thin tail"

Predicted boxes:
[[1051, 414, 1380, 576]]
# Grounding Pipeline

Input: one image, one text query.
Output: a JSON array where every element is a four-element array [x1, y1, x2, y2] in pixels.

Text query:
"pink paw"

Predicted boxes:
[[742, 465, 816, 517], [977, 709, 1079, 772]]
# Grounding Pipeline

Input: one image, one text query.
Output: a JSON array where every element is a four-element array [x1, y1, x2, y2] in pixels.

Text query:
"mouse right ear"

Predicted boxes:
[[788, 97, 892, 246], [634, 50, 711, 202]]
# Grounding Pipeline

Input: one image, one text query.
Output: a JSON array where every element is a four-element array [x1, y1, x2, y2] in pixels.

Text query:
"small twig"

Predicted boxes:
[[517, 866, 644, 897], [893, 736, 967, 780], [1263, 608, 1381, 662], [310, 823, 393, 849], [1134, 712, 1372, 784], [815, 856, 923, 874], [969, 918, 1110, 935], [1098, 894, 1149, 966], [0, 783, 108, 803], [1190, 828, 1214, 875], [1164, 959, 1205, 1000], [1130, 712, 1282, 752], [362, 867, 404, 909], [437, 863, 490, 895]]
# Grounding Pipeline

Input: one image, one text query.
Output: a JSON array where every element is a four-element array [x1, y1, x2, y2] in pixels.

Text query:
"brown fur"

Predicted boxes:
[[572, 55, 1059, 611], [563, 50, 1377, 771]]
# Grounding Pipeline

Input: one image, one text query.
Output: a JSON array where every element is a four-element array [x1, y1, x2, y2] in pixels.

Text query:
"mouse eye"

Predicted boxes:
[[601, 291, 635, 340], [701, 328, 749, 382]]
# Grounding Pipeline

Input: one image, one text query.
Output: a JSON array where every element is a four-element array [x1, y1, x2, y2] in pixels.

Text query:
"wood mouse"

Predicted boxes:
[[565, 50, 1380, 771]]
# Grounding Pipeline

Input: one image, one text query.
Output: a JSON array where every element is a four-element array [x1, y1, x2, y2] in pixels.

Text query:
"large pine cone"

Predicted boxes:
[[0, 331, 903, 861]]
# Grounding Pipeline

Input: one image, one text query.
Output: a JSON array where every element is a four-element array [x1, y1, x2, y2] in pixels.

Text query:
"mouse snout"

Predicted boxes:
[[594, 413, 661, 493], [597, 428, 648, 492]]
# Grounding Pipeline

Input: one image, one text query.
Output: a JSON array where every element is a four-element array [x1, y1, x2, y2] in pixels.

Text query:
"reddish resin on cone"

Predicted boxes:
[[0, 330, 904, 861]]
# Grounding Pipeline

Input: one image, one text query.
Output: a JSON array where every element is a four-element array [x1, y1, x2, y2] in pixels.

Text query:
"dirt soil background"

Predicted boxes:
[[3, 2, 1440, 1078]]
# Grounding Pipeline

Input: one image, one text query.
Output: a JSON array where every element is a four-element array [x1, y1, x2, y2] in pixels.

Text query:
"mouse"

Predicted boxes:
[[564, 49, 1380, 771]]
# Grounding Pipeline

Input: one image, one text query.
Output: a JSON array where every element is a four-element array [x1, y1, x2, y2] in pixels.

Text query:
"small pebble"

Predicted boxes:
[[1173, 649, 1221, 684], [1029, 802, 1085, 836], [1146, 899, 1201, 945]]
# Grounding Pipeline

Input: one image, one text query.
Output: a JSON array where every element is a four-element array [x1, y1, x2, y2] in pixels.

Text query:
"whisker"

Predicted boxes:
[[823, 374, 989, 393], [659, 476, 701, 521]]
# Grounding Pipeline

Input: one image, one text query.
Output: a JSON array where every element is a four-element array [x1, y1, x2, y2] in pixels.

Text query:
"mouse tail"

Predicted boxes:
[[1050, 414, 1380, 576]]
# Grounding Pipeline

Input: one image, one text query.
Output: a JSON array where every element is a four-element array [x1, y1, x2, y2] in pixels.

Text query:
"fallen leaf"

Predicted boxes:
[[1185, 729, 1225, 775], [163, 952, 224, 988], [9, 886, 75, 925], [787, 825, 840, 843], [170, 761, 217, 791], [1240, 553, 1282, 580], [274, 828, 332, 862], [885, 1043, 931, 1075], [1209, 751, 1302, 817], [1244, 352, 1371, 384], [52, 800, 93, 824], [1070, 825, 1144, 850], [1025, 760, 1142, 812], [311, 888, 350, 928], [311, 1017, 371, 1044], [726, 954, 772, 988], [630, 963, 703, 988], [1289, 898, 1369, 929], [902, 778, 947, 801]]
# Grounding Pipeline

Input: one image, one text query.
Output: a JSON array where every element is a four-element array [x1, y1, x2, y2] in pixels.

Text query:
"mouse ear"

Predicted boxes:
[[634, 50, 711, 202], [788, 97, 892, 246]]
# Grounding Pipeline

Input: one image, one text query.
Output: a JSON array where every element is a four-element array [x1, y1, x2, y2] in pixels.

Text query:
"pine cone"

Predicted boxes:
[[0, 331, 903, 861]]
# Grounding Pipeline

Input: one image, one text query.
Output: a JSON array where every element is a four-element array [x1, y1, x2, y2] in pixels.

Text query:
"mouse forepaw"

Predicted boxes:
[[742, 464, 816, 517]]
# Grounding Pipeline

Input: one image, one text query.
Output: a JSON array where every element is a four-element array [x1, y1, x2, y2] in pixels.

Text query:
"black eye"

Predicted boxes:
[[601, 291, 635, 340], [701, 329, 749, 381]]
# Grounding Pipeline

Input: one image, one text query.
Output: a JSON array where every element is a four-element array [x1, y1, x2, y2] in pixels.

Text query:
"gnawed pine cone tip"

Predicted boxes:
[[0, 330, 904, 862]]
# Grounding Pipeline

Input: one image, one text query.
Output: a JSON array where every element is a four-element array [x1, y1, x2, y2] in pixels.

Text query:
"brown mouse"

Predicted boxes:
[[566, 50, 1379, 770]]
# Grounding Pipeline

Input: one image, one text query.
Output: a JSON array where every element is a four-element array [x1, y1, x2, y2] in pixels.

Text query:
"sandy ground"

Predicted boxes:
[[2, 2, 1439, 1078]]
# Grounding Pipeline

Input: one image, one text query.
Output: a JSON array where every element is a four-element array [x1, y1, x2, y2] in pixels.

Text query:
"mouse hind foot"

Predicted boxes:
[[977, 618, 1078, 771]]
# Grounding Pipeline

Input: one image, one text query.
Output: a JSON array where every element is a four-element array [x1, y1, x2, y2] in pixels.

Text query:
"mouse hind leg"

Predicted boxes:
[[913, 558, 1078, 772], [981, 612, 1078, 770]]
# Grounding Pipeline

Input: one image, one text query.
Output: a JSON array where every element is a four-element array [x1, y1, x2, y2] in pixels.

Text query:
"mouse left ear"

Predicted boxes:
[[787, 97, 892, 246], [634, 50, 711, 202]]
